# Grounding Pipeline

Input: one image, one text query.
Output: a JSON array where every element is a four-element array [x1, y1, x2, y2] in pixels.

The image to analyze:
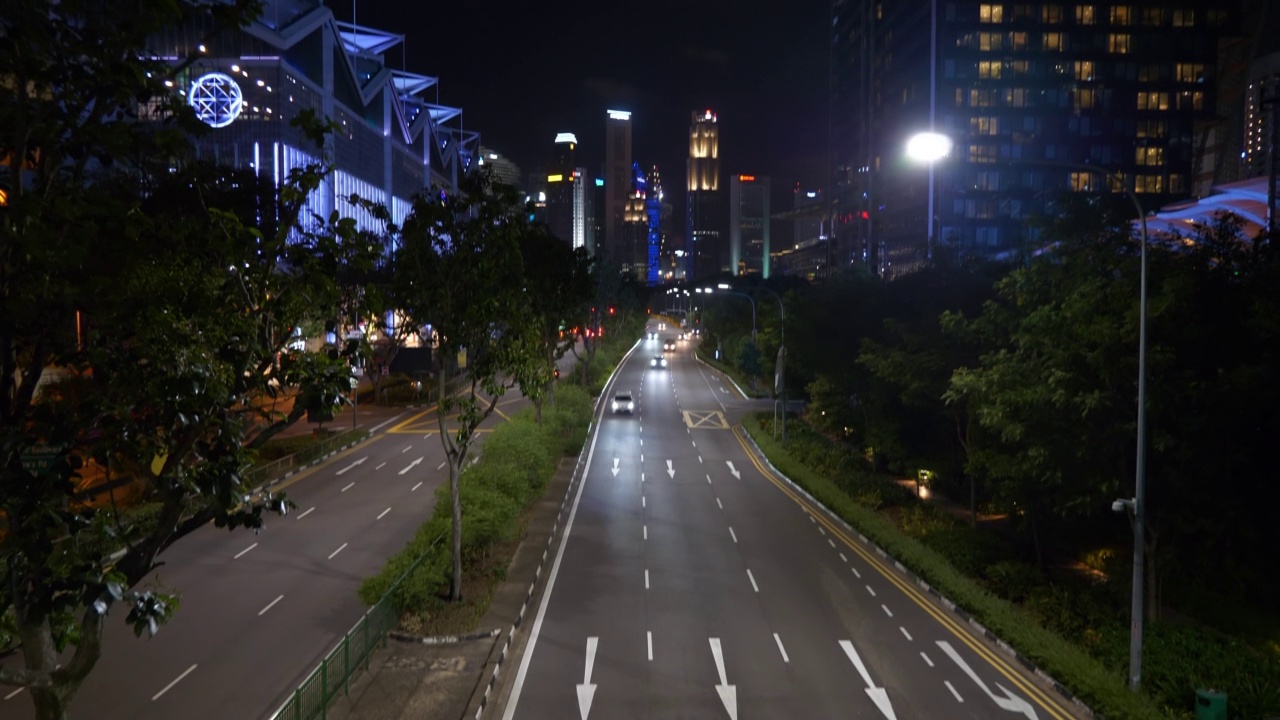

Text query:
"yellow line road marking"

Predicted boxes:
[[683, 410, 729, 430], [731, 426, 1076, 720]]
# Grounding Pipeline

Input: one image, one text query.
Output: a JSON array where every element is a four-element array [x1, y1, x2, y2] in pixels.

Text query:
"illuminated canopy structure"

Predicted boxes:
[[1141, 176, 1270, 241]]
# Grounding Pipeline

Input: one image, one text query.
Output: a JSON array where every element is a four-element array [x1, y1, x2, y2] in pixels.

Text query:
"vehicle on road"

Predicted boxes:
[[662, 340, 675, 352], [649, 355, 667, 369], [611, 391, 635, 414]]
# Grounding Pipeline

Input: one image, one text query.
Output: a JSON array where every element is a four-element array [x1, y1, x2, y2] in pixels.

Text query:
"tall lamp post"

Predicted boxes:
[[906, 131, 1150, 691], [700, 286, 757, 341], [722, 283, 787, 441]]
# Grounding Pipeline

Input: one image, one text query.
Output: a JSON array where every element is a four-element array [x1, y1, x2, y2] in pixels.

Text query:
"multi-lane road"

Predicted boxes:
[[498, 329, 1082, 720], [2, 390, 531, 720]]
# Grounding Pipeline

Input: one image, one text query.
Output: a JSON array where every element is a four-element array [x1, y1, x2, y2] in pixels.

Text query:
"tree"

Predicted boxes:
[[390, 166, 536, 601], [0, 3, 379, 717]]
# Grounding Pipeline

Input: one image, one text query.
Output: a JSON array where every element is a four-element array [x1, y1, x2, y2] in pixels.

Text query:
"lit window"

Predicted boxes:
[[979, 4, 1003, 22], [972, 116, 1000, 135], [1069, 172, 1096, 191], [968, 144, 999, 163], [1135, 147, 1165, 166], [1176, 63, 1205, 83], [1076, 5, 1095, 24], [1075, 88, 1097, 110], [1109, 33, 1131, 53], [1009, 60, 1029, 75], [1177, 90, 1205, 110], [1004, 88, 1028, 107], [1042, 4, 1062, 23], [1043, 32, 1064, 50], [1135, 175, 1164, 193], [1010, 32, 1028, 50], [969, 89, 996, 107], [978, 60, 1002, 78], [1110, 6, 1131, 24], [1074, 60, 1096, 81], [1137, 92, 1169, 110], [979, 32, 1003, 51]]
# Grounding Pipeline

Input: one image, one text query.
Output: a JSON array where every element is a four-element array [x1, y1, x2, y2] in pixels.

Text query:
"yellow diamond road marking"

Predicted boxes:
[[683, 410, 729, 429]]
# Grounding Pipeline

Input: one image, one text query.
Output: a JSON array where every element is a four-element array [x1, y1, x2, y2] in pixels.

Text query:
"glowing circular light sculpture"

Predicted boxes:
[[189, 72, 244, 128]]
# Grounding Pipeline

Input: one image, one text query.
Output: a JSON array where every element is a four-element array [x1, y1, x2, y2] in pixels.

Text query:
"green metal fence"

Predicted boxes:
[[267, 533, 444, 720]]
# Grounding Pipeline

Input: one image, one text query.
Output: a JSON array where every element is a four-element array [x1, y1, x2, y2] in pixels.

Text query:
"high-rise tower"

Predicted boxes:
[[730, 174, 771, 277], [604, 109, 633, 267], [546, 132, 587, 250], [687, 109, 725, 280]]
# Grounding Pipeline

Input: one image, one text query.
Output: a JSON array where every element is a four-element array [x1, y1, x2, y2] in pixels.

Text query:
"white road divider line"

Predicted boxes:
[[328, 543, 348, 560], [642, 495, 646, 508], [377, 508, 391, 520], [258, 594, 284, 616], [647, 631, 653, 661], [151, 664, 197, 701], [398, 457, 424, 475], [234, 543, 257, 559], [375, 462, 386, 470], [645, 569, 650, 589], [828, 538, 836, 548], [851, 567, 862, 579], [716, 498, 723, 509], [402, 445, 412, 453], [840, 553, 848, 563], [921, 652, 935, 667], [747, 569, 759, 593], [882, 604, 893, 617], [643, 525, 647, 540], [866, 585, 877, 597], [900, 627, 913, 641], [728, 527, 738, 543], [818, 526, 826, 535], [437, 461, 446, 470], [773, 633, 790, 663], [341, 482, 355, 493], [5, 687, 25, 700], [411, 481, 423, 492], [296, 507, 315, 520], [945, 681, 964, 702]]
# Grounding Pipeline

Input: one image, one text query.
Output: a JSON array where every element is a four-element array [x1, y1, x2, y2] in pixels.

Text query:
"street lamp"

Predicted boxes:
[[905, 132, 1150, 691], [718, 283, 787, 441], [904, 131, 953, 260], [702, 285, 757, 341]]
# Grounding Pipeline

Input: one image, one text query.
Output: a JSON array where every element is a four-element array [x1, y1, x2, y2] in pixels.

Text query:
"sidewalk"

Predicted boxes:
[[324, 453, 579, 720]]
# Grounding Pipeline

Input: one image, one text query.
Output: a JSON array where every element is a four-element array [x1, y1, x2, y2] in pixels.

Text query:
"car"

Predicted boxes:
[[662, 340, 675, 352], [647, 331, 659, 340], [649, 355, 668, 369], [611, 391, 635, 414]]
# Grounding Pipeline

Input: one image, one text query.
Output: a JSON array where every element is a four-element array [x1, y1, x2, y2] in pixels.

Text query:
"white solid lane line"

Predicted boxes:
[[296, 507, 315, 520], [747, 569, 760, 593], [773, 633, 790, 663], [233, 543, 257, 559], [151, 664, 197, 701], [258, 595, 284, 616], [341, 482, 355, 493], [328, 543, 348, 560], [377, 508, 391, 520]]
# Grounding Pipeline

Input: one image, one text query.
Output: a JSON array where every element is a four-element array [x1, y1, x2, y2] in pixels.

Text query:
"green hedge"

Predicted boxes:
[[358, 384, 595, 611], [743, 413, 1171, 720]]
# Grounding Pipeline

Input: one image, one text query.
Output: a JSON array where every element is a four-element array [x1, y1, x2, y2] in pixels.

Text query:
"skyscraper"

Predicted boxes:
[[546, 132, 587, 250], [831, 1, 1238, 278], [604, 109, 633, 267], [687, 109, 726, 280], [730, 174, 771, 277]]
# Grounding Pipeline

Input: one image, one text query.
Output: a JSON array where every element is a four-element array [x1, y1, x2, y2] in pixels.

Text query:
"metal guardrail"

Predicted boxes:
[[267, 532, 446, 720], [244, 428, 370, 489]]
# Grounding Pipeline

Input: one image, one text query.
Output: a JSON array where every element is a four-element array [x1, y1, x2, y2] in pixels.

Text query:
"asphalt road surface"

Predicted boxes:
[[498, 330, 1083, 720], [1, 389, 535, 720]]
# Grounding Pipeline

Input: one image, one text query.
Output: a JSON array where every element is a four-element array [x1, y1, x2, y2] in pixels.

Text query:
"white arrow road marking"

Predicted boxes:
[[612, 458, 620, 477], [840, 640, 899, 720], [726, 461, 741, 479], [152, 664, 198, 701], [398, 457, 424, 475], [936, 641, 1039, 720], [709, 638, 738, 720], [576, 637, 598, 720], [666, 459, 675, 478], [335, 456, 367, 476]]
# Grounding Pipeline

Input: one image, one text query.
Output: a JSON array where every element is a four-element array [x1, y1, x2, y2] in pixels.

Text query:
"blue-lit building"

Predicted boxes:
[[150, 0, 477, 235]]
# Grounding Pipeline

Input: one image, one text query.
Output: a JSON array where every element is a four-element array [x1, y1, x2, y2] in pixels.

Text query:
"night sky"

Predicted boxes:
[[330, 0, 831, 218]]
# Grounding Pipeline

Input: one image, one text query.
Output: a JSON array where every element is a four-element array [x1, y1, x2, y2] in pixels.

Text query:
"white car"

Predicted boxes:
[[611, 391, 635, 414], [649, 355, 667, 369]]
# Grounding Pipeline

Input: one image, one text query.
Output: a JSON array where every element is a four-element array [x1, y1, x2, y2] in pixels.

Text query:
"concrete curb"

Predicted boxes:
[[388, 628, 500, 645], [693, 350, 751, 399], [734, 425, 1099, 720]]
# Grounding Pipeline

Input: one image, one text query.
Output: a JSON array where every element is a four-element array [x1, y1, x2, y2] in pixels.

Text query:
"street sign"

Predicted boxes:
[[21, 443, 66, 475]]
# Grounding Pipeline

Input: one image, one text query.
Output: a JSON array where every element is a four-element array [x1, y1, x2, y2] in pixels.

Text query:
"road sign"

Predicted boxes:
[[21, 443, 66, 474]]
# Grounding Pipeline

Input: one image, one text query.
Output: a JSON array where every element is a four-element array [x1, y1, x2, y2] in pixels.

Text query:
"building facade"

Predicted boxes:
[[831, 0, 1239, 278], [729, 174, 771, 277], [151, 0, 477, 238], [604, 109, 633, 266], [687, 109, 726, 280], [546, 133, 588, 250]]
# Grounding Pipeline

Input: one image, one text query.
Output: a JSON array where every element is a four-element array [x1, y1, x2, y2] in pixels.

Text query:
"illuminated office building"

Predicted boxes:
[[729, 174, 771, 277], [604, 109, 633, 266], [831, 1, 1239, 278], [149, 0, 476, 237], [546, 133, 588, 250], [687, 109, 726, 280]]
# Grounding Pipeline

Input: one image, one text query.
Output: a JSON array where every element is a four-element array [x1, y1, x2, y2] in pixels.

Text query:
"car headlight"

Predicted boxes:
[[611, 401, 618, 410]]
